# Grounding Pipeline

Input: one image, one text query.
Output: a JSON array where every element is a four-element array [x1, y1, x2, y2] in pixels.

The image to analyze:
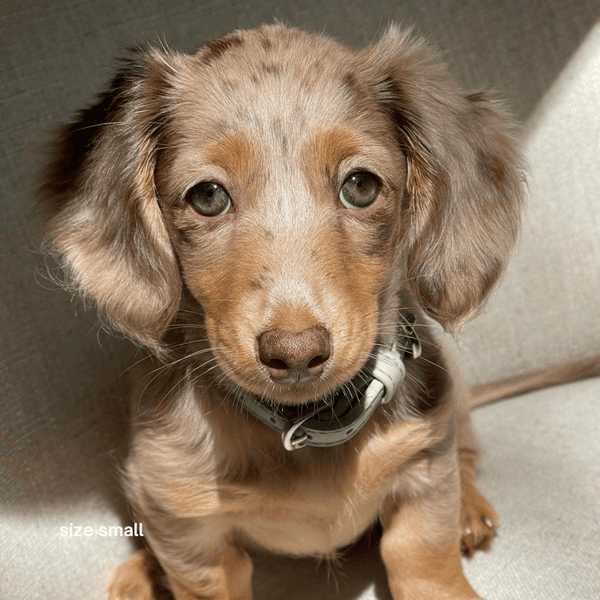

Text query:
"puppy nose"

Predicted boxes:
[[257, 325, 331, 383]]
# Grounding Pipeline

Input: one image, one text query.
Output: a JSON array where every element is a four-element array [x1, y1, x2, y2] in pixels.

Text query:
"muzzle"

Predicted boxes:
[[238, 313, 421, 451]]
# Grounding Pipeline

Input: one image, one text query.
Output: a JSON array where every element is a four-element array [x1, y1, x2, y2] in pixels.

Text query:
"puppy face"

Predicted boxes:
[[41, 25, 523, 405], [156, 32, 408, 403]]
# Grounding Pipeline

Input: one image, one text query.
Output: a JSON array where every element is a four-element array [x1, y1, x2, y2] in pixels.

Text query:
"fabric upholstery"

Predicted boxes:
[[452, 23, 600, 384]]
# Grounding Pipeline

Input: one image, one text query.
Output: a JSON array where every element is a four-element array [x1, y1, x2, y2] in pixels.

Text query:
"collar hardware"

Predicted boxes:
[[398, 313, 422, 360], [239, 313, 421, 451]]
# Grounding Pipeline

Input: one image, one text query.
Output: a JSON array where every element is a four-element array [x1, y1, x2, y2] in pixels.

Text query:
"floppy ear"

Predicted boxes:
[[371, 26, 524, 331], [41, 48, 183, 353]]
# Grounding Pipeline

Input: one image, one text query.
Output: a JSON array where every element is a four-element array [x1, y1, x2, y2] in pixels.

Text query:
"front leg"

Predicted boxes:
[[380, 468, 482, 600], [108, 527, 253, 600], [449, 355, 500, 555], [165, 542, 253, 600], [455, 388, 500, 555], [458, 447, 499, 556]]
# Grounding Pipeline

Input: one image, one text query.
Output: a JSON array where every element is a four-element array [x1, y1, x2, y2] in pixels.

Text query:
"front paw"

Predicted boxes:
[[460, 485, 499, 556], [108, 548, 167, 600]]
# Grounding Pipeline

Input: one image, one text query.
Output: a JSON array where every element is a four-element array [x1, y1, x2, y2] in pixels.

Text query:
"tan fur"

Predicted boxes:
[[40, 24, 528, 600], [469, 356, 600, 407]]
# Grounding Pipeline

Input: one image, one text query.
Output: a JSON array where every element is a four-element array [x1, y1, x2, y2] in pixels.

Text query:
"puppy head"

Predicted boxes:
[[41, 25, 522, 401]]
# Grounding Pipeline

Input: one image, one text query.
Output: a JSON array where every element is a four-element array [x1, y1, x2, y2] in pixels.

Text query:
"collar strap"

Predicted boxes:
[[239, 313, 421, 451]]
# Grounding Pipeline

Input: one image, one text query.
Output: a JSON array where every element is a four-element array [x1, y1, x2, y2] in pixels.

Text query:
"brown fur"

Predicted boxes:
[[41, 24, 525, 599], [469, 356, 600, 408]]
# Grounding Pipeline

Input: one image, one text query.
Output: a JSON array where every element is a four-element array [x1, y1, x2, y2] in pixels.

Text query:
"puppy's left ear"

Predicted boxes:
[[370, 27, 524, 331], [40, 48, 184, 354]]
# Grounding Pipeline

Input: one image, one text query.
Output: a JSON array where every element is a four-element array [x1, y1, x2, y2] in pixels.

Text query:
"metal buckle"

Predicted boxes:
[[281, 403, 330, 451], [281, 420, 310, 451], [399, 315, 422, 360], [280, 345, 406, 450]]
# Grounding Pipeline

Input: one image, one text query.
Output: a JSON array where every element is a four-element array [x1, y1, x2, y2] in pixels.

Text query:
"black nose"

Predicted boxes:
[[257, 325, 331, 384]]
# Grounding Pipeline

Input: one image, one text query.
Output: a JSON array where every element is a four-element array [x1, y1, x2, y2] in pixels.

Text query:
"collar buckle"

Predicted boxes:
[[240, 314, 421, 451], [398, 313, 422, 360], [282, 420, 310, 451], [281, 403, 330, 450]]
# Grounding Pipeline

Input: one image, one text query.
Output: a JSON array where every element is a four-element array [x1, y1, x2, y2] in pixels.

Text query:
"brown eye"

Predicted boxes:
[[185, 182, 231, 217], [339, 172, 380, 209]]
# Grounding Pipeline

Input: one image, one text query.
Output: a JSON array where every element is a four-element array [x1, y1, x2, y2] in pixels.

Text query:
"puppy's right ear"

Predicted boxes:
[[369, 27, 523, 331], [40, 48, 184, 354]]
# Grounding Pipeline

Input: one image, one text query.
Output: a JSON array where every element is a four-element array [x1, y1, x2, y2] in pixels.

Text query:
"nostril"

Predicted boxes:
[[307, 354, 328, 369], [263, 358, 289, 371]]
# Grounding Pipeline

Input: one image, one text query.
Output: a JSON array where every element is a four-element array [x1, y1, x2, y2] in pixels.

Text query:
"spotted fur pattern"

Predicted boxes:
[[42, 24, 523, 600]]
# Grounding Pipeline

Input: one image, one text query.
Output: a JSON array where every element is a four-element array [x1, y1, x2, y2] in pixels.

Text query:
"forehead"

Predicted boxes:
[[172, 29, 386, 144], [164, 27, 400, 190]]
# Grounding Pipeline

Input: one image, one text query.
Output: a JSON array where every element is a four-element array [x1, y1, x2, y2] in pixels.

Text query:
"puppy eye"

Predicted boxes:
[[184, 182, 232, 217], [339, 172, 380, 209]]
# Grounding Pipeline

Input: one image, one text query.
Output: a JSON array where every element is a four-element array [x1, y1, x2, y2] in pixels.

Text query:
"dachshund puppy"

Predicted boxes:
[[41, 24, 523, 600]]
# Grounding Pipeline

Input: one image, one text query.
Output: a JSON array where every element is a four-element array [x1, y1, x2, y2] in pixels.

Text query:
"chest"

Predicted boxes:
[[234, 467, 390, 556], [228, 420, 434, 556]]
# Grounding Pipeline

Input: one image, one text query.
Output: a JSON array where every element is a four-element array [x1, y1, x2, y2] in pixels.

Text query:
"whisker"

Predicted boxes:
[[404, 371, 430, 398]]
